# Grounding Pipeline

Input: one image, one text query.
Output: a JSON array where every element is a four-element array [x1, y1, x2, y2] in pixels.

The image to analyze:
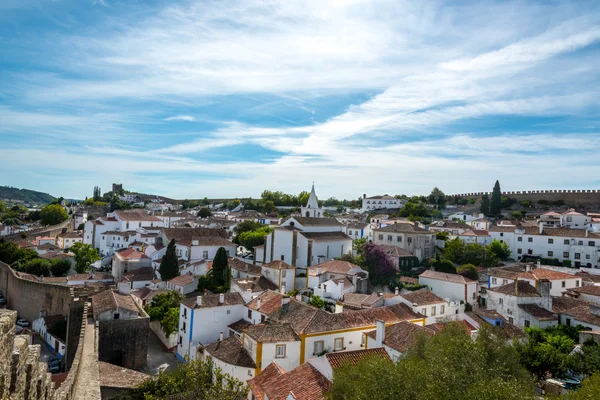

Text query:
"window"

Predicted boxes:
[[247, 309, 252, 319], [566, 318, 571, 326], [564, 239, 570, 245], [579, 241, 584, 246], [178, 336, 182, 345], [275, 344, 286, 358], [575, 253, 581, 260], [508, 317, 514, 324], [589, 241, 596, 247], [387, 235, 393, 241], [491, 278, 497, 284], [524, 320, 530, 328], [313, 341, 324, 355], [334, 338, 344, 351], [203, 250, 208, 259], [397, 236, 402, 243], [226, 310, 231, 315], [586, 254, 591, 260], [114, 313, 120, 320], [576, 280, 580, 287], [499, 298, 503, 305], [548, 238, 554, 244], [517, 248, 522, 254], [261, 315, 266, 323], [562, 281, 566, 288], [182, 322, 186, 332], [282, 270, 287, 278], [183, 308, 187, 318], [563, 252, 570, 258], [548, 251, 553, 257], [518, 237, 522, 242], [528, 237, 533, 243], [348, 230, 352, 235], [126, 222, 130, 229], [440, 305, 445, 314], [528, 249, 533, 255], [407, 237, 412, 244], [503, 279, 508, 285], [378, 234, 383, 240], [431, 306, 436, 316], [421, 308, 427, 316], [500, 233, 504, 237]]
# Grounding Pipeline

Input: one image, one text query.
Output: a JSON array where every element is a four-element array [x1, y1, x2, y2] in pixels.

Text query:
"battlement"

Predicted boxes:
[[0, 304, 97, 400], [448, 189, 600, 206]]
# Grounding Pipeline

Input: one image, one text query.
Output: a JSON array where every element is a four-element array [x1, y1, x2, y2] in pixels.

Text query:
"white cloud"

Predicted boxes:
[[164, 115, 196, 122]]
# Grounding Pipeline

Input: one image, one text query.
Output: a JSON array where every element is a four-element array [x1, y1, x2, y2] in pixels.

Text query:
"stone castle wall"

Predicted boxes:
[[97, 316, 149, 371], [449, 189, 600, 206], [0, 304, 92, 400]]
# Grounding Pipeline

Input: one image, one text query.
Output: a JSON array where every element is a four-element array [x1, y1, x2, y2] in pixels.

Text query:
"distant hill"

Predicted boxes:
[[0, 186, 55, 205]]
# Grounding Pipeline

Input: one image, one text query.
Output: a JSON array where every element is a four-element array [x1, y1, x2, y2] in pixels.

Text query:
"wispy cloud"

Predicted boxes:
[[1, 0, 599, 198]]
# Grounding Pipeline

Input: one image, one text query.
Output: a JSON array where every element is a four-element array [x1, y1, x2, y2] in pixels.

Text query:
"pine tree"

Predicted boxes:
[[159, 239, 179, 281], [480, 194, 490, 215], [490, 180, 502, 216], [212, 247, 229, 289]]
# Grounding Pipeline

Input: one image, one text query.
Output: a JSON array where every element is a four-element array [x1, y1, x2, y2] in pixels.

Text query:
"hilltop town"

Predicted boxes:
[[1, 181, 600, 399]]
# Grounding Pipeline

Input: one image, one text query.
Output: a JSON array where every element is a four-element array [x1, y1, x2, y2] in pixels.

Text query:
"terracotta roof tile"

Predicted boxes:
[[91, 290, 139, 319], [300, 231, 352, 241], [552, 296, 590, 313], [246, 290, 287, 315], [99, 361, 150, 389], [181, 292, 244, 309], [518, 304, 556, 320], [115, 210, 162, 222], [419, 270, 476, 284], [365, 321, 434, 353], [570, 285, 600, 296], [115, 248, 149, 261], [400, 289, 446, 306], [375, 223, 430, 233], [489, 281, 540, 297], [162, 227, 234, 247], [245, 323, 300, 342], [291, 217, 342, 226], [263, 260, 295, 270], [326, 347, 391, 368], [232, 276, 277, 292], [308, 260, 364, 275], [167, 274, 196, 287], [261, 363, 331, 400], [248, 362, 286, 400], [203, 336, 256, 368]]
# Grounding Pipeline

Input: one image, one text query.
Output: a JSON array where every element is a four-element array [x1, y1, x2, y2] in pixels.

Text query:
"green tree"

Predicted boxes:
[[428, 187, 446, 210], [198, 207, 212, 218], [13, 258, 52, 276], [145, 291, 184, 337], [211, 247, 230, 290], [119, 358, 247, 400], [233, 220, 264, 237], [457, 264, 478, 280], [328, 323, 536, 400], [480, 194, 490, 215], [488, 239, 511, 261], [159, 239, 180, 281], [491, 180, 502, 216], [435, 231, 449, 241], [93, 186, 102, 201], [352, 237, 367, 252], [0, 200, 5, 213], [70, 242, 100, 273], [309, 295, 326, 309], [510, 211, 523, 220], [51, 259, 72, 276], [262, 200, 276, 213], [514, 326, 575, 379], [237, 227, 272, 251], [40, 204, 68, 225], [566, 374, 600, 400], [433, 253, 457, 274]]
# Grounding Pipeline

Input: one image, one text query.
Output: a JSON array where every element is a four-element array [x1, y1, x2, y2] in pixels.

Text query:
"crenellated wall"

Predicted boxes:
[[449, 189, 600, 205]]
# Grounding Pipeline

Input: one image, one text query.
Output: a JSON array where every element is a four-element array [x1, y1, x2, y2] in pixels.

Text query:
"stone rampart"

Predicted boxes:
[[449, 189, 600, 206], [4, 218, 73, 243]]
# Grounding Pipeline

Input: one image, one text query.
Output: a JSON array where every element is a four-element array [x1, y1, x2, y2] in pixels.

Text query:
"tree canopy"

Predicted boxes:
[[145, 291, 184, 337], [328, 323, 536, 400], [70, 242, 100, 273], [159, 239, 179, 281], [212, 247, 230, 290], [491, 180, 502, 216], [198, 207, 212, 218], [480, 194, 490, 215], [488, 239, 512, 261], [361, 243, 397, 285], [40, 204, 68, 226], [443, 238, 498, 267]]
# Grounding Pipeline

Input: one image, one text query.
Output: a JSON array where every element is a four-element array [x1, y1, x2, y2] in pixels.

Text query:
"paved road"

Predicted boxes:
[[146, 330, 180, 375], [33, 334, 55, 362]]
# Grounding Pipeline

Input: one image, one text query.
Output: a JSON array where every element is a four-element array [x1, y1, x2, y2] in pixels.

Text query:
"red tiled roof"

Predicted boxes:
[[400, 289, 446, 306], [261, 363, 331, 400], [325, 348, 391, 369], [167, 274, 196, 287], [248, 363, 286, 400], [419, 270, 476, 284], [263, 260, 295, 270], [308, 260, 363, 275], [115, 248, 149, 261], [246, 290, 287, 315], [365, 321, 434, 353]]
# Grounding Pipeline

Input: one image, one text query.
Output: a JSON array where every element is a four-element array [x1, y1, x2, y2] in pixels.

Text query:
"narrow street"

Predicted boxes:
[[146, 330, 180, 375]]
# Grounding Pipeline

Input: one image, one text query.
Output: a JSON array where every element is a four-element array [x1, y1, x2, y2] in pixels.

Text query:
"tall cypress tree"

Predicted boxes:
[[159, 239, 179, 281], [212, 247, 229, 288], [480, 194, 490, 215], [490, 180, 502, 216]]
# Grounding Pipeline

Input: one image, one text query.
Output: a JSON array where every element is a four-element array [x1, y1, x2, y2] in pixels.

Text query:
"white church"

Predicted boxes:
[[254, 185, 353, 273]]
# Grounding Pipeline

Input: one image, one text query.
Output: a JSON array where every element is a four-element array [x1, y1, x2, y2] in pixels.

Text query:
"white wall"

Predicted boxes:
[[261, 341, 301, 372], [418, 278, 476, 304]]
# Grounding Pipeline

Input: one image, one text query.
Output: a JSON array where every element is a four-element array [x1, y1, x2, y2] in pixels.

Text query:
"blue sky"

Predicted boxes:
[[1, 0, 600, 200]]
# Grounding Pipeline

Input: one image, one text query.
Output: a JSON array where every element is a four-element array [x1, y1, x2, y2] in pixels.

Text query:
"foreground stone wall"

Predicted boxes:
[[450, 189, 600, 206], [97, 316, 149, 371]]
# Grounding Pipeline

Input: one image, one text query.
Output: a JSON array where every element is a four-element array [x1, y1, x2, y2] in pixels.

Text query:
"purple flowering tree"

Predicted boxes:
[[361, 243, 397, 285]]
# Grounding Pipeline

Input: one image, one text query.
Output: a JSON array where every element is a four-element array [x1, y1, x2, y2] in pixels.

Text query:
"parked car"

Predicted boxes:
[[47, 359, 60, 374], [16, 318, 30, 328]]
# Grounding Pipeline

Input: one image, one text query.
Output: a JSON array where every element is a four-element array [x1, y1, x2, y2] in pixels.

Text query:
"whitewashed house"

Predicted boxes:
[[360, 194, 403, 213], [372, 223, 435, 261], [487, 264, 582, 297], [159, 228, 237, 262], [112, 248, 152, 281], [397, 289, 461, 324], [166, 274, 199, 295], [32, 315, 67, 358], [56, 231, 83, 250], [418, 270, 477, 304], [364, 320, 433, 362]]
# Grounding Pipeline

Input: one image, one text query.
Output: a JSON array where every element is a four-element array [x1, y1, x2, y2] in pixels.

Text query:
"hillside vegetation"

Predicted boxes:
[[0, 186, 55, 205]]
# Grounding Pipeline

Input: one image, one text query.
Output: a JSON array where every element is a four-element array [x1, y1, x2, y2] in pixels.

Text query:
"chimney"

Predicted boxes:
[[257, 298, 261, 309], [525, 264, 532, 272], [586, 229, 589, 238], [515, 279, 519, 297], [537, 260, 541, 269], [375, 320, 385, 346], [335, 302, 344, 313], [352, 274, 358, 288], [316, 267, 322, 275], [339, 280, 344, 294], [394, 286, 399, 296], [281, 296, 290, 307], [538, 279, 551, 309], [539, 222, 543, 235], [281, 284, 286, 294], [219, 293, 224, 304], [39, 275, 44, 282], [196, 296, 202, 306], [219, 331, 224, 341], [363, 194, 366, 199]]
